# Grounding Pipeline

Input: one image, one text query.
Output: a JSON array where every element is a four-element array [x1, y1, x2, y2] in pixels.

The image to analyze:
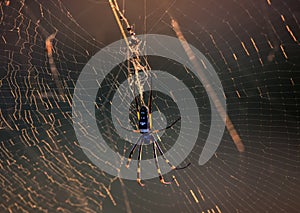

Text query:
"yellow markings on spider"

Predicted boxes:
[[137, 112, 140, 120]]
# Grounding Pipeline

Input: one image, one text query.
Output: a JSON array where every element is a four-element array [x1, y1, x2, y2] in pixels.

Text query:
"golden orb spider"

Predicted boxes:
[[119, 78, 190, 187], [109, 0, 190, 186]]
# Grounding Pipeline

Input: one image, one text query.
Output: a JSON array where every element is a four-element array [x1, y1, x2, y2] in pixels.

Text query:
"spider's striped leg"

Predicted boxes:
[[148, 78, 153, 129], [126, 136, 142, 168], [152, 138, 172, 185], [134, 75, 140, 121], [152, 117, 181, 134], [137, 138, 145, 186], [135, 93, 140, 120], [154, 140, 191, 170], [154, 140, 176, 170]]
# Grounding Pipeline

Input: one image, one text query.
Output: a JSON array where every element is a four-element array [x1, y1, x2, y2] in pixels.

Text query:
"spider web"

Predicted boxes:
[[0, 0, 299, 212]]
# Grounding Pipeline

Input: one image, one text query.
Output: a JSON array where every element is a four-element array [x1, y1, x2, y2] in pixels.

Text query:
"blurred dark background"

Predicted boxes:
[[0, 0, 299, 212]]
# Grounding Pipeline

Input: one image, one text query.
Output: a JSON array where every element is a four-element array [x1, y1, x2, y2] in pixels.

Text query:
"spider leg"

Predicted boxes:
[[154, 140, 176, 170], [148, 76, 153, 129], [154, 140, 191, 170], [137, 138, 145, 186], [152, 117, 181, 134], [134, 74, 141, 121], [152, 138, 172, 185], [126, 136, 142, 168], [135, 92, 140, 121]]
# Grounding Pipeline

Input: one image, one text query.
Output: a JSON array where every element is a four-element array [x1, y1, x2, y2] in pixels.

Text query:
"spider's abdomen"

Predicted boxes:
[[139, 106, 149, 133]]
